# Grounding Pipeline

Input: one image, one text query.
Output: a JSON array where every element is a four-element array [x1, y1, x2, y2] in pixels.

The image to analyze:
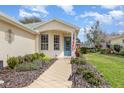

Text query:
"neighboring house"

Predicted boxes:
[[0, 12, 79, 67], [108, 35, 124, 48]]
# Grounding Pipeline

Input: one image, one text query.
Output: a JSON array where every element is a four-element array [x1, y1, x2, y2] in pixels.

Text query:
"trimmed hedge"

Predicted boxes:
[[7, 53, 51, 69], [7, 57, 19, 69]]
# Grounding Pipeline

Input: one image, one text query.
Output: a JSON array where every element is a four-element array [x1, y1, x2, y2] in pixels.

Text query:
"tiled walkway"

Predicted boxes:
[[27, 59, 72, 88]]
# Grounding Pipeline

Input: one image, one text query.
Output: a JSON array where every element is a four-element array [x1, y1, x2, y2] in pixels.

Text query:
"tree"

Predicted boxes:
[[86, 20, 107, 48], [19, 16, 42, 24]]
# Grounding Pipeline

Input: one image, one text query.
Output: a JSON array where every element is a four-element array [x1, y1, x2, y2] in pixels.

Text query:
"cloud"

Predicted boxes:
[[24, 5, 48, 15], [19, 5, 49, 18], [101, 5, 120, 9], [116, 21, 124, 27], [78, 12, 112, 24], [109, 10, 124, 19], [57, 5, 75, 16], [77, 10, 124, 24], [19, 9, 40, 18]]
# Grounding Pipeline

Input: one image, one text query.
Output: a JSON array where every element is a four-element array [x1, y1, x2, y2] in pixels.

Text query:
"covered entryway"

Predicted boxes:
[[64, 37, 71, 56], [34, 19, 79, 58]]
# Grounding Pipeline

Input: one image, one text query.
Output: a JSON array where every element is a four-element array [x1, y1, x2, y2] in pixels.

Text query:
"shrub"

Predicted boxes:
[[100, 49, 106, 54], [17, 56, 24, 64], [7, 57, 19, 69], [16, 62, 40, 71], [32, 53, 40, 60], [119, 49, 124, 56], [42, 56, 51, 62], [87, 76, 101, 86], [76, 67, 86, 75], [114, 44, 121, 53], [80, 47, 87, 54], [24, 54, 33, 62], [39, 53, 45, 57], [83, 70, 101, 86], [88, 48, 96, 53], [70, 57, 79, 64], [32, 53, 45, 61], [78, 57, 86, 65]]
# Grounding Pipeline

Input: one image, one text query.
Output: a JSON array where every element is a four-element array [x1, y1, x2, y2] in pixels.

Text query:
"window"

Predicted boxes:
[[41, 34, 48, 50], [54, 35, 60, 50]]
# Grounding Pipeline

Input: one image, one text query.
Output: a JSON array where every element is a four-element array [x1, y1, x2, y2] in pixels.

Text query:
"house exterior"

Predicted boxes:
[[0, 12, 79, 67], [108, 35, 124, 48]]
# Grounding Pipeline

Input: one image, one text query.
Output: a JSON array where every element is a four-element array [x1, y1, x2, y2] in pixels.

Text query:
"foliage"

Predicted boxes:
[[80, 47, 87, 54], [78, 56, 86, 65], [80, 47, 97, 54], [19, 16, 42, 24], [83, 70, 101, 86], [76, 67, 86, 75], [113, 44, 121, 53], [70, 57, 79, 64], [119, 49, 124, 56], [24, 54, 33, 62], [17, 56, 24, 64], [7, 57, 19, 69], [86, 21, 107, 48], [16, 62, 40, 71], [7, 52, 50, 70], [76, 66, 101, 86], [40, 55, 52, 62]]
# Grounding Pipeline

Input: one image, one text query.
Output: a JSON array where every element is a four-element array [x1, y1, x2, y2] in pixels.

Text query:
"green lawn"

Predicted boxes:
[[84, 53, 124, 88]]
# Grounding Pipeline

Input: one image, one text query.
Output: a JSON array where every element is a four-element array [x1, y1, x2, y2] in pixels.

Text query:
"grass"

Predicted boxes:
[[84, 53, 124, 88]]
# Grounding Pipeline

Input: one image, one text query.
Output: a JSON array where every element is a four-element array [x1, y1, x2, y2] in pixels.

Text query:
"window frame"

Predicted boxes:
[[54, 35, 60, 50], [41, 34, 48, 50]]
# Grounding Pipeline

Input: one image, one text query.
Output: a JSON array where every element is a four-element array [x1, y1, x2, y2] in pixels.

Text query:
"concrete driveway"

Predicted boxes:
[[27, 58, 72, 88]]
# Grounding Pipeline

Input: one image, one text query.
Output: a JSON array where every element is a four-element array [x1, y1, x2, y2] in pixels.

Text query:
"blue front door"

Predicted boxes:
[[64, 37, 71, 56]]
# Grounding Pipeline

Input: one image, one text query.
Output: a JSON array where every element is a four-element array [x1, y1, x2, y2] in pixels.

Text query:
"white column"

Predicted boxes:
[[35, 34, 40, 53], [71, 32, 76, 57]]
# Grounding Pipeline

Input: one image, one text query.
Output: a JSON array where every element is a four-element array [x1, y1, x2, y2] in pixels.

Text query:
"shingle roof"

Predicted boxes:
[[24, 22, 45, 30]]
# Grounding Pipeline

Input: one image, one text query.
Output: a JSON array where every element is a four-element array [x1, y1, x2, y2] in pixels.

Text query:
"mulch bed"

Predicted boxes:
[[69, 63, 111, 88], [0, 59, 56, 88]]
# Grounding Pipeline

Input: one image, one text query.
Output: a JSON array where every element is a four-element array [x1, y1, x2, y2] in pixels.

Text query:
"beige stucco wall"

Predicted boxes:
[[36, 20, 76, 33], [0, 20, 36, 66], [110, 37, 124, 47], [39, 31, 71, 58]]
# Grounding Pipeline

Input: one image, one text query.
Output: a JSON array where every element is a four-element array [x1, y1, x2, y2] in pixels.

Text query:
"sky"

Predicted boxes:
[[0, 5, 124, 42]]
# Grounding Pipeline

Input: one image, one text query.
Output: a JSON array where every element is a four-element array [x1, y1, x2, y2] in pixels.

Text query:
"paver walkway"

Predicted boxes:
[[27, 58, 72, 88]]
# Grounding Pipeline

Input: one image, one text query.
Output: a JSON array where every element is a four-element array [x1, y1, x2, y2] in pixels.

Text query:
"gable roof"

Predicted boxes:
[[25, 18, 80, 32], [0, 12, 80, 34], [0, 12, 36, 35]]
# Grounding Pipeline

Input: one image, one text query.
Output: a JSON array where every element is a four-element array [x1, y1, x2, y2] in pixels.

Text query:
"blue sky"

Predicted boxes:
[[0, 5, 124, 42]]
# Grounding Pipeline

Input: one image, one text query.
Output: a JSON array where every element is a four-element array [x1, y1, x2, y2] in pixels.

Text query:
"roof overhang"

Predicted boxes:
[[0, 12, 36, 35]]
